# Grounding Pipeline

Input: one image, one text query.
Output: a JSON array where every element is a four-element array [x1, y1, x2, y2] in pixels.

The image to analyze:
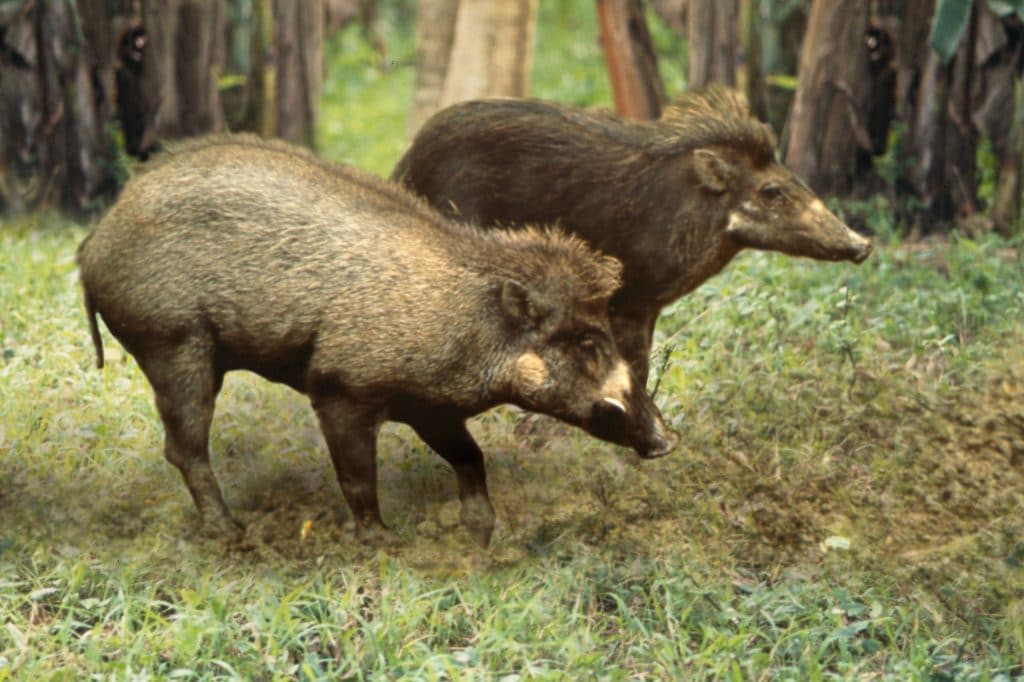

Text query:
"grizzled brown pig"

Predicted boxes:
[[393, 86, 873, 383], [76, 136, 678, 548]]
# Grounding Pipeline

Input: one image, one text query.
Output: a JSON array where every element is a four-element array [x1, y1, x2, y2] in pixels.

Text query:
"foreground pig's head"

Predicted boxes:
[[493, 229, 678, 458], [664, 86, 873, 265]]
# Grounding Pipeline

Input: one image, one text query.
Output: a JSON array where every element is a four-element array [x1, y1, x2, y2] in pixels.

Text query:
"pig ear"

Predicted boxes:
[[500, 279, 545, 328], [693, 149, 735, 193]]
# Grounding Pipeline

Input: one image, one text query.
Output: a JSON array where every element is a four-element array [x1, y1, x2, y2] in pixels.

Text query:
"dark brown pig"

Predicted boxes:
[[76, 135, 677, 547], [392, 86, 873, 383]]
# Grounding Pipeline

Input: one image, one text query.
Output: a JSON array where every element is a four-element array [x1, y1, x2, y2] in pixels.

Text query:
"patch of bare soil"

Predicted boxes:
[[207, 353, 1024, 584], [886, 358, 1024, 560], [718, 348, 1024, 596]]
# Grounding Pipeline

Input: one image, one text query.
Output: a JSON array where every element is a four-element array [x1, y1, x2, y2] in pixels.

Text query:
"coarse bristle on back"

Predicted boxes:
[[655, 85, 776, 164], [135, 134, 623, 304], [137, 133, 449, 221], [478, 225, 624, 303], [148, 133, 321, 166]]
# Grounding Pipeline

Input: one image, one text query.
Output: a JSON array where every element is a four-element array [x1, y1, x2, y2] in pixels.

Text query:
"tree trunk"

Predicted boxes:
[[408, 0, 459, 138], [245, 0, 276, 137], [972, 11, 1023, 232], [943, 5, 979, 219], [784, 0, 870, 197], [991, 78, 1022, 233], [876, 0, 1023, 231], [325, 0, 361, 33], [140, 0, 225, 149], [649, 0, 684, 36], [438, 0, 538, 108], [740, 0, 768, 121], [902, 2, 988, 228], [244, 0, 324, 147], [76, 0, 116, 125], [687, 0, 738, 87], [275, 0, 323, 147], [596, 0, 664, 120], [892, 0, 934, 115], [0, 0, 118, 216]]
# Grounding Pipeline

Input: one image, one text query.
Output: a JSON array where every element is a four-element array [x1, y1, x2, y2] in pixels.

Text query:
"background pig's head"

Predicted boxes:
[[489, 229, 678, 458], [693, 146, 873, 263], [664, 86, 873, 265]]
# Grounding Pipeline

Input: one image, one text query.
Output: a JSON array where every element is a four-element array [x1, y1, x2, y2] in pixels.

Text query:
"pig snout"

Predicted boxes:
[[644, 417, 680, 458], [590, 388, 679, 459], [805, 199, 874, 264], [830, 217, 873, 263], [849, 236, 873, 263]]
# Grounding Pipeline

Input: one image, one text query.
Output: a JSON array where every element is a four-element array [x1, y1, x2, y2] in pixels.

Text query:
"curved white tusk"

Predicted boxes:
[[602, 397, 627, 414]]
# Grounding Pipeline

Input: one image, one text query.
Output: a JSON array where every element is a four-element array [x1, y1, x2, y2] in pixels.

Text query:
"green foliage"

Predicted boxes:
[[988, 0, 1024, 19], [531, 0, 614, 107], [977, 136, 999, 210], [872, 122, 909, 194], [644, 6, 688, 97], [930, 0, 973, 64], [931, 0, 1024, 63], [316, 7, 416, 175]]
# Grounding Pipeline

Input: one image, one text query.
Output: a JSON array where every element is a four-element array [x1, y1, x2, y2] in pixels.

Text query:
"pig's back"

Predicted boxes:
[[79, 138, 472, 366]]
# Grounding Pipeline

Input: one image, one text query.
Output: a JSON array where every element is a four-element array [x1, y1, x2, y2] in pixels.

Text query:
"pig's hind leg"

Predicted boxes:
[[134, 337, 238, 538], [411, 418, 495, 548]]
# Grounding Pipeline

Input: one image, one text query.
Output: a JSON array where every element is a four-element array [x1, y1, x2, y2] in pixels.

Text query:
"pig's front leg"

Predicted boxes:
[[312, 394, 393, 542], [411, 417, 495, 548]]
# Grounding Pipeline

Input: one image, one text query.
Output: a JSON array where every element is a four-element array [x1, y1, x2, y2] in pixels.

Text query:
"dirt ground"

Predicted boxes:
[[3, 298, 1021, 613], [197, 350, 1023, 597]]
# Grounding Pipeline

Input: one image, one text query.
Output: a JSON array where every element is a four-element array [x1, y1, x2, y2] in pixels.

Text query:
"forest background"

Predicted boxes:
[[2, 0, 1023, 234]]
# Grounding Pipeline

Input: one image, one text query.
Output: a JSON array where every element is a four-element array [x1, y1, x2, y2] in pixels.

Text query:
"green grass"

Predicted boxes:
[[3, 216, 1023, 679], [4, 5, 1024, 679]]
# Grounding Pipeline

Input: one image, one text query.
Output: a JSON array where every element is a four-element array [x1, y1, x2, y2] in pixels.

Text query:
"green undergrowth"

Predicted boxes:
[[2, 216, 1023, 678]]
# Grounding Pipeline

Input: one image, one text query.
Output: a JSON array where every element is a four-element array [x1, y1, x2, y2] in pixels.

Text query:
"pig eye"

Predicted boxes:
[[577, 332, 603, 358], [760, 184, 784, 201]]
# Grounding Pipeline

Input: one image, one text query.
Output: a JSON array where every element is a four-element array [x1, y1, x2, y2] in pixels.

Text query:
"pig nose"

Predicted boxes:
[[844, 228, 873, 263], [638, 423, 679, 459], [852, 239, 873, 263]]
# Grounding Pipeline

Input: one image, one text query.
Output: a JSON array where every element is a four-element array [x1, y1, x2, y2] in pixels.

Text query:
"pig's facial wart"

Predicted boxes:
[[515, 352, 549, 389], [726, 211, 743, 232]]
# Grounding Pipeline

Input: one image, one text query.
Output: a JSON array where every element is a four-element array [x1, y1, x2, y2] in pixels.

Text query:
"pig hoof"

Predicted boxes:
[[466, 523, 493, 548], [202, 513, 244, 541], [358, 524, 403, 547], [461, 497, 496, 548]]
